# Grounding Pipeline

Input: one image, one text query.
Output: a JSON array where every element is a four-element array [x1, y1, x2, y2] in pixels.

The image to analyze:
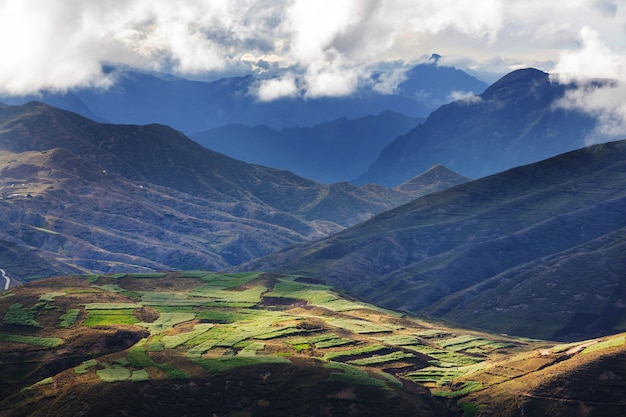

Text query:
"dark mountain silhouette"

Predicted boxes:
[[358, 68, 599, 187], [1, 61, 487, 134], [241, 139, 626, 341], [0, 102, 417, 281], [192, 111, 422, 184]]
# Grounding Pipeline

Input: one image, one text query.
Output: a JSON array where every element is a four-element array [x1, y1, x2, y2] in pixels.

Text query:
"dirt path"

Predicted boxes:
[[1, 268, 11, 291]]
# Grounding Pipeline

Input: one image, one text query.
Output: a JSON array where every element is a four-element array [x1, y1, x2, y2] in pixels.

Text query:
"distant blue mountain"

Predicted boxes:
[[358, 68, 599, 187], [395, 55, 489, 108], [192, 111, 422, 184], [0, 61, 487, 134]]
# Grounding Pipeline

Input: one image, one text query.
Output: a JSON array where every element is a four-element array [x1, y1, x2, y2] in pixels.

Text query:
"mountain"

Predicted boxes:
[[392, 164, 471, 196], [394, 55, 489, 109], [1, 61, 487, 135], [241, 139, 626, 341], [0, 102, 416, 282], [1, 271, 624, 417], [358, 68, 599, 187], [192, 112, 422, 184]]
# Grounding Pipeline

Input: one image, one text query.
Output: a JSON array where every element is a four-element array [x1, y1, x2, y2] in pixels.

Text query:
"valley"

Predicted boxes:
[[0, 102, 440, 281], [0, 65, 624, 417]]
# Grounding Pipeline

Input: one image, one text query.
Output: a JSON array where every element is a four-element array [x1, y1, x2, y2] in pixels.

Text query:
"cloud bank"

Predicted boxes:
[[0, 0, 625, 112], [551, 25, 626, 144]]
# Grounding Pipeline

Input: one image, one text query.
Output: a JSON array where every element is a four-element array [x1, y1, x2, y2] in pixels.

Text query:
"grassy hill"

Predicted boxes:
[[1, 273, 624, 416], [242, 139, 626, 341]]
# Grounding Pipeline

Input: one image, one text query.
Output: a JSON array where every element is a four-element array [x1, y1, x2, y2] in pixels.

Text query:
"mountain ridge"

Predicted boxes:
[[1, 61, 487, 135], [0, 102, 423, 281], [240, 139, 626, 341], [358, 68, 599, 186], [192, 111, 422, 184]]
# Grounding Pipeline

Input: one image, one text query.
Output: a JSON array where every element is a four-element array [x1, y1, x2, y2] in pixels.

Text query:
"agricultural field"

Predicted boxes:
[[1, 272, 625, 417]]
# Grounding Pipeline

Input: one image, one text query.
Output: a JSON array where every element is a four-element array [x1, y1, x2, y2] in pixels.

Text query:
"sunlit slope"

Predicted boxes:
[[0, 272, 535, 417], [2, 273, 623, 416]]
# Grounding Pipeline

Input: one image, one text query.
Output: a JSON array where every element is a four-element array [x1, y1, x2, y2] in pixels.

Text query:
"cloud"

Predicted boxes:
[[0, 0, 625, 101], [0, 0, 282, 95], [551, 26, 624, 82], [371, 66, 410, 95], [255, 76, 299, 101], [551, 26, 626, 144], [448, 91, 483, 104]]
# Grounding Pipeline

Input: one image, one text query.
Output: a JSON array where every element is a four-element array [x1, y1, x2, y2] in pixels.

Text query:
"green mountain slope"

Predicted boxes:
[[242, 140, 626, 341], [1, 273, 623, 417]]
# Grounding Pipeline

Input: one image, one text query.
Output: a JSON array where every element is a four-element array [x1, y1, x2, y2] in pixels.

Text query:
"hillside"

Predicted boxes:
[[241, 140, 626, 341], [192, 112, 422, 184], [1, 272, 624, 417], [358, 68, 598, 186], [0, 102, 416, 282]]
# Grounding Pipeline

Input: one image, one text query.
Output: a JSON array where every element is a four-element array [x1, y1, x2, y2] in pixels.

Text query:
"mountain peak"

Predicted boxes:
[[393, 164, 470, 196], [481, 68, 549, 99]]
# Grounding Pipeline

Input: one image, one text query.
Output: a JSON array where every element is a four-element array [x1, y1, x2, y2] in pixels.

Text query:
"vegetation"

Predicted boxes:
[[83, 309, 139, 327], [324, 362, 387, 388], [58, 309, 80, 328], [0, 333, 64, 347], [194, 356, 290, 373], [347, 351, 414, 366], [1, 271, 624, 417], [582, 335, 626, 354], [74, 359, 98, 374], [2, 303, 42, 327]]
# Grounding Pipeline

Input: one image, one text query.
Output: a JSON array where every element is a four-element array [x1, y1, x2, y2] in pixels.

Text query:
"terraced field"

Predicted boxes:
[[1, 272, 624, 417]]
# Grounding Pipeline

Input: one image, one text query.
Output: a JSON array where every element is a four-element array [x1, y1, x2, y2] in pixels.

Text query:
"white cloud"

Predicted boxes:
[[551, 26, 624, 82], [0, 0, 626, 100], [255, 76, 299, 101], [0, 0, 282, 95], [371, 66, 410, 95], [551, 26, 626, 144], [448, 91, 483, 103], [303, 54, 363, 98]]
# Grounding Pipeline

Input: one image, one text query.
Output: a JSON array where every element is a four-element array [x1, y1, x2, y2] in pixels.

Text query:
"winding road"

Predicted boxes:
[[1, 268, 10, 291]]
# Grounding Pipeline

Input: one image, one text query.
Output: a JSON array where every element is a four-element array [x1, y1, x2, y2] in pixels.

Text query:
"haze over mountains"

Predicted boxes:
[[0, 59, 487, 135], [192, 111, 422, 184]]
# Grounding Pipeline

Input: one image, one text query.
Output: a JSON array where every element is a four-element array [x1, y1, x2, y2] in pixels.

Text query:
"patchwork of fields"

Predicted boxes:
[[1, 272, 624, 416]]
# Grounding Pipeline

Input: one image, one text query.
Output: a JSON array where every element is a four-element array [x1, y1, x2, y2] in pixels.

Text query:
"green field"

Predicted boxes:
[[3, 270, 614, 417]]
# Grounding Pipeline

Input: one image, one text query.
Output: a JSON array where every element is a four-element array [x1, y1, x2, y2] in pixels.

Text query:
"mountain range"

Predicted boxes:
[[358, 68, 599, 186], [0, 62, 625, 417], [0, 102, 452, 283], [191, 111, 422, 184], [1, 60, 487, 135], [242, 139, 626, 341]]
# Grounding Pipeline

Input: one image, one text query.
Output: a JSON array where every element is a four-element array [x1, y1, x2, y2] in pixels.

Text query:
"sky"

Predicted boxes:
[[0, 0, 625, 138]]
